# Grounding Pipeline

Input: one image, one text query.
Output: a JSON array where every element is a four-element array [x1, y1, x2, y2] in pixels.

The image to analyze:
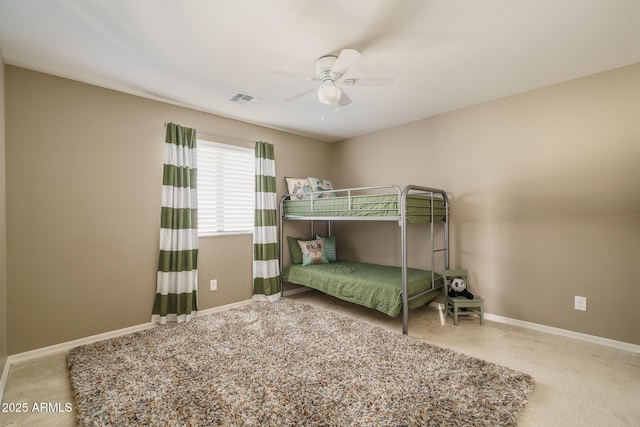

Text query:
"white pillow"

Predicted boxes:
[[286, 177, 312, 200], [307, 177, 335, 198]]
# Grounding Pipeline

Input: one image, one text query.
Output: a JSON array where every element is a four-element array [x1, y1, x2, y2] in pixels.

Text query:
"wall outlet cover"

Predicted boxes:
[[574, 296, 587, 311]]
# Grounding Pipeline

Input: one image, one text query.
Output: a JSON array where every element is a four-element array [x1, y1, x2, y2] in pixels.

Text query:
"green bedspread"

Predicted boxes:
[[283, 194, 446, 223], [282, 261, 443, 317]]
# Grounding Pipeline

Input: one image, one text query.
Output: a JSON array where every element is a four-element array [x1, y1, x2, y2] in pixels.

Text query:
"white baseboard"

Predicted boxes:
[[0, 357, 10, 404], [427, 303, 639, 353], [483, 313, 640, 354], [4, 300, 252, 368], [6, 323, 156, 366], [0, 299, 253, 403], [197, 299, 252, 317]]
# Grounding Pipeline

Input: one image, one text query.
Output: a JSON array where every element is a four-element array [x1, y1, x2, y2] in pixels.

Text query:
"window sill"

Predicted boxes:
[[198, 232, 253, 239]]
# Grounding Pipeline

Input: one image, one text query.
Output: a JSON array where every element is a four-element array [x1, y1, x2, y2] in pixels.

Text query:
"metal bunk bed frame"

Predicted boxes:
[[279, 184, 449, 334]]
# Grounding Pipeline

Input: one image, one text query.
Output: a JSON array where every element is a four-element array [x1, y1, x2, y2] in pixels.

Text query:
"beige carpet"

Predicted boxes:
[[67, 299, 533, 426]]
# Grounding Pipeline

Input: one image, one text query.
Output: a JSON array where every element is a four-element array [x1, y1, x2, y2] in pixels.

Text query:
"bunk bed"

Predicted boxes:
[[279, 184, 449, 334]]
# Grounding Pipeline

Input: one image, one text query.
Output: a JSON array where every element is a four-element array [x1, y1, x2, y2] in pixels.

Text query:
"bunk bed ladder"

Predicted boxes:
[[431, 189, 450, 275], [400, 186, 449, 335]]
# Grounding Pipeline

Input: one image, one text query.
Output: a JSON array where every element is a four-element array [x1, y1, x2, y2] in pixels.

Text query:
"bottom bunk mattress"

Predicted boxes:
[[281, 261, 443, 317]]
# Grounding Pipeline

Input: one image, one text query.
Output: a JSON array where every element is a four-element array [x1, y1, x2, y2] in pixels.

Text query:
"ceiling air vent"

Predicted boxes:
[[230, 92, 263, 105]]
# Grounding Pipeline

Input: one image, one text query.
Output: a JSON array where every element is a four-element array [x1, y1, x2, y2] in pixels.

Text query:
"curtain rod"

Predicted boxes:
[[164, 122, 255, 148]]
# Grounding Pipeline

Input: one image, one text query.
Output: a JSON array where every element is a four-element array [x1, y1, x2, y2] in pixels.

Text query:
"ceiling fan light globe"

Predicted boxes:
[[318, 82, 342, 105]]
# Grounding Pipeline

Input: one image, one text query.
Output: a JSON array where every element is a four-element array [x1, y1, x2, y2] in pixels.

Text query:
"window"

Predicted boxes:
[[197, 139, 254, 236]]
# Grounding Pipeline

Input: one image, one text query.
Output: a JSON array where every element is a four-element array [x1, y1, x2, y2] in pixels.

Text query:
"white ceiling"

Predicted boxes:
[[1, 1, 639, 142]]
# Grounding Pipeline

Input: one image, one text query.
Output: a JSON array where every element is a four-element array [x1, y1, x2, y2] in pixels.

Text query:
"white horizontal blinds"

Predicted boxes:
[[197, 139, 254, 236]]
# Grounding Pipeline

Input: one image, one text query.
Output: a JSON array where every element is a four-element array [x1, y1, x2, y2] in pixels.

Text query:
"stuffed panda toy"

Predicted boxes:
[[448, 277, 474, 299]]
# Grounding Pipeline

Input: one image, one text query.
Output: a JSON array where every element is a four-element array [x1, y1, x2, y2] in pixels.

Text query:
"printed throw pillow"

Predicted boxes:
[[307, 177, 336, 198], [315, 234, 337, 262], [297, 238, 329, 265], [286, 177, 312, 200]]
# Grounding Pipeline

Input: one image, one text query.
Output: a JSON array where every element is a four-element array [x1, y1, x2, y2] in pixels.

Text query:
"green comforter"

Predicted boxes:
[[283, 194, 446, 222], [282, 261, 443, 317]]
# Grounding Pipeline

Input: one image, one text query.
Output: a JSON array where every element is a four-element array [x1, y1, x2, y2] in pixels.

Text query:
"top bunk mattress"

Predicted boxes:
[[283, 193, 446, 223]]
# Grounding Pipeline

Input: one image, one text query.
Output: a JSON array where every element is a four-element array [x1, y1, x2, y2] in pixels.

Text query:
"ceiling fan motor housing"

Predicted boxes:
[[316, 55, 338, 81]]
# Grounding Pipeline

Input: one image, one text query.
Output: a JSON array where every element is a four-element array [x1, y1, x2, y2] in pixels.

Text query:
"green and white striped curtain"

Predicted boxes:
[[253, 141, 280, 301], [152, 123, 199, 324]]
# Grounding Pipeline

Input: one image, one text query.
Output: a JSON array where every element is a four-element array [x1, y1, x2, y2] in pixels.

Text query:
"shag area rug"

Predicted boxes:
[[68, 299, 534, 426]]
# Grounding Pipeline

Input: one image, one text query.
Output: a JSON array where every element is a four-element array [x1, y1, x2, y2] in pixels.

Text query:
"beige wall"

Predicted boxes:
[[331, 63, 640, 345], [0, 56, 8, 372], [5, 66, 332, 354], [4, 63, 639, 353]]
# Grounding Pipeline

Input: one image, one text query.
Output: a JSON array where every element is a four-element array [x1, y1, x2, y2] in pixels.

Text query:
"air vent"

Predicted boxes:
[[230, 92, 263, 105]]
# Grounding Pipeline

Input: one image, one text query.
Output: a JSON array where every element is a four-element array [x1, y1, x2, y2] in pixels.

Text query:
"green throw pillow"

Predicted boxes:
[[315, 234, 337, 262], [287, 236, 310, 264]]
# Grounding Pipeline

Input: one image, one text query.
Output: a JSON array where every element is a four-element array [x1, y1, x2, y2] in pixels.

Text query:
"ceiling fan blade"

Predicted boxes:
[[345, 76, 394, 87], [331, 49, 361, 76], [337, 90, 352, 106], [282, 87, 316, 102]]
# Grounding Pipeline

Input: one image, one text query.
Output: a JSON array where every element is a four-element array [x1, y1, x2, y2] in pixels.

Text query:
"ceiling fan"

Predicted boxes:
[[281, 49, 393, 106]]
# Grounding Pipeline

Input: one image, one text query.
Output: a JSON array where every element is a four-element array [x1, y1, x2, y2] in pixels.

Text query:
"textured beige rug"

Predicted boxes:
[[68, 299, 534, 426]]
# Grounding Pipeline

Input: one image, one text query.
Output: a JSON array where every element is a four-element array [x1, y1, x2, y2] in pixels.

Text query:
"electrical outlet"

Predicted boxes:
[[210, 279, 217, 291], [574, 296, 587, 311]]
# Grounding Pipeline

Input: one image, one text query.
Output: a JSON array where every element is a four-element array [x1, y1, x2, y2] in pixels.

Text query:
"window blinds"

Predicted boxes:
[[197, 139, 254, 236]]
